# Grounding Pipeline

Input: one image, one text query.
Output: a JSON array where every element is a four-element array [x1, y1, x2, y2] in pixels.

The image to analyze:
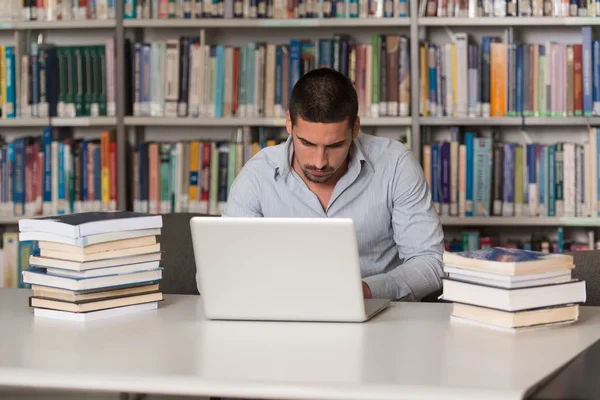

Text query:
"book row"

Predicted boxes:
[[422, 127, 600, 219], [128, 33, 410, 119], [131, 127, 283, 215], [2, 40, 115, 119], [419, 27, 600, 119], [2, 0, 116, 21], [446, 230, 596, 253], [419, 0, 600, 17], [124, 0, 409, 19], [0, 128, 118, 218]]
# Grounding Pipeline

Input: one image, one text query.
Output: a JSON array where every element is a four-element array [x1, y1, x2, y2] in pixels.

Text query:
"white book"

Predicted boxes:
[[34, 301, 159, 322], [164, 40, 180, 118], [455, 33, 469, 118], [189, 42, 200, 118], [23, 269, 163, 292], [590, 129, 598, 217], [563, 143, 577, 217], [47, 261, 161, 279]]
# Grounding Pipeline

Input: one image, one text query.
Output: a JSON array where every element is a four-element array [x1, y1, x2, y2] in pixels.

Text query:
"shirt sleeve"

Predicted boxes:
[[222, 165, 263, 218], [362, 149, 445, 301]]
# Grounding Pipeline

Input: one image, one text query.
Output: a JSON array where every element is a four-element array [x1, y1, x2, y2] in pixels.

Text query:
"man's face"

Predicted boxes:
[[286, 114, 357, 184]]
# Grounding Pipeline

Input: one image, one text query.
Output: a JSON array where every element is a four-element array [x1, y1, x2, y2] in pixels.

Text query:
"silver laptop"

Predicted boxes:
[[189, 217, 390, 322]]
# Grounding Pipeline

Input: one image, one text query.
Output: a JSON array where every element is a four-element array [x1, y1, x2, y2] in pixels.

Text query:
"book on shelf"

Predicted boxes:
[[132, 126, 411, 215], [1, 2, 116, 21], [19, 211, 164, 322], [0, 127, 119, 218], [441, 247, 586, 331], [0, 37, 116, 119], [445, 230, 597, 253], [419, 27, 600, 119], [418, 0, 596, 17], [422, 127, 600, 219], [1, 231, 37, 289], [126, 32, 410, 120], [124, 0, 409, 19]]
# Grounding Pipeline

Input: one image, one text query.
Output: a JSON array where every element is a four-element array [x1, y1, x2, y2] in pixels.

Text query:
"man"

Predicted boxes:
[[223, 68, 444, 301]]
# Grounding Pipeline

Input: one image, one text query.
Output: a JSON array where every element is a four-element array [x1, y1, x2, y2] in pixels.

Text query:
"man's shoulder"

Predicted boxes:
[[357, 132, 411, 166]]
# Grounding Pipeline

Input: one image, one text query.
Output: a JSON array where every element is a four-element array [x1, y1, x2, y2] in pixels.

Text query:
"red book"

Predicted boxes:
[[574, 44, 583, 116]]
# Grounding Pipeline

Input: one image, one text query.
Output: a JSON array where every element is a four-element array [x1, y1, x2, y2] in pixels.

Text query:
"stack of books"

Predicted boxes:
[[441, 247, 587, 331], [18, 211, 165, 322]]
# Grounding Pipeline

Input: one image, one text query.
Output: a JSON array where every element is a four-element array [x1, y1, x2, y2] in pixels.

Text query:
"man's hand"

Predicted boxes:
[[362, 281, 372, 299]]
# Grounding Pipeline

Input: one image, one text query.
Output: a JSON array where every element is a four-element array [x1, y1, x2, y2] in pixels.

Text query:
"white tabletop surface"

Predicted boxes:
[[1, 288, 600, 400]]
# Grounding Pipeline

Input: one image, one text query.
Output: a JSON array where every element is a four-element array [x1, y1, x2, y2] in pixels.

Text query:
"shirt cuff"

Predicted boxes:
[[363, 273, 413, 301]]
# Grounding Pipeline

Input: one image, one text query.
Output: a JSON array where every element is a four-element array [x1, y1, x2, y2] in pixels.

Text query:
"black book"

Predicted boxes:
[[19, 211, 162, 239]]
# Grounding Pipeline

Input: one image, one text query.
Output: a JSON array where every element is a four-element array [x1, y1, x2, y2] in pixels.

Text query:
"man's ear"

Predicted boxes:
[[352, 116, 360, 139], [286, 111, 292, 136]]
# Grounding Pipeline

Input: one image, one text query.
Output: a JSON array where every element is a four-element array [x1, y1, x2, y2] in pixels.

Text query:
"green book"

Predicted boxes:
[[371, 34, 380, 116], [210, 142, 219, 214], [514, 145, 524, 217], [160, 144, 171, 213]]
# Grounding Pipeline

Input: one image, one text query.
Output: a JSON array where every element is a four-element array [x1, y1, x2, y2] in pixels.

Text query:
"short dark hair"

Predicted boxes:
[[288, 68, 358, 128]]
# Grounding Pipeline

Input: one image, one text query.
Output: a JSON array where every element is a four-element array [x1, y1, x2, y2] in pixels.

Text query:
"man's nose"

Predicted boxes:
[[314, 147, 327, 169]]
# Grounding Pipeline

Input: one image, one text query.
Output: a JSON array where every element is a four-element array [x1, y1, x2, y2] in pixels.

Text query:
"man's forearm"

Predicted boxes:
[[362, 254, 444, 301]]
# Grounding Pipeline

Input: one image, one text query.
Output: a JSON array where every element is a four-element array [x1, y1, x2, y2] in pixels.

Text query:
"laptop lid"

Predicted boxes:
[[190, 217, 369, 322]]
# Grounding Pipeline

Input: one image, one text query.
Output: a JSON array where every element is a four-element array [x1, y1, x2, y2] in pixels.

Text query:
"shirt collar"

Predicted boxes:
[[274, 134, 372, 180]]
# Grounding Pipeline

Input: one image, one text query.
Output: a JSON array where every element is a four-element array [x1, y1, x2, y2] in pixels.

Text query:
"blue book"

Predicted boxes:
[[502, 143, 515, 217], [318, 40, 333, 68], [465, 133, 474, 216], [443, 247, 573, 272], [540, 146, 546, 216], [593, 40, 600, 115], [275, 46, 283, 115], [431, 144, 440, 214], [548, 145, 556, 217], [289, 40, 301, 98], [515, 44, 523, 116], [429, 45, 437, 115], [473, 137, 492, 217], [441, 142, 450, 215], [42, 128, 52, 214], [4, 46, 16, 118], [140, 44, 151, 116], [124, 0, 136, 17], [583, 27, 593, 116], [349, 0, 359, 17], [215, 45, 225, 118], [82, 140, 88, 211], [13, 138, 25, 216], [58, 141, 65, 215]]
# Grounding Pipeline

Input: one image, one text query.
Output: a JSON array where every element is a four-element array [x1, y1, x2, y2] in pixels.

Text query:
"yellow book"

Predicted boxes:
[[189, 141, 199, 202], [451, 44, 457, 117], [491, 42, 507, 117], [100, 131, 110, 209]]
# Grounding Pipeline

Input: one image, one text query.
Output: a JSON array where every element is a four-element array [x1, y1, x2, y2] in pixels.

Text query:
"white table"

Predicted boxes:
[[1, 288, 600, 400]]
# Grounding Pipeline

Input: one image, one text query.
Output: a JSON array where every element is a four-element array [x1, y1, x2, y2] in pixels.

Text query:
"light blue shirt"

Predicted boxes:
[[223, 132, 445, 301]]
